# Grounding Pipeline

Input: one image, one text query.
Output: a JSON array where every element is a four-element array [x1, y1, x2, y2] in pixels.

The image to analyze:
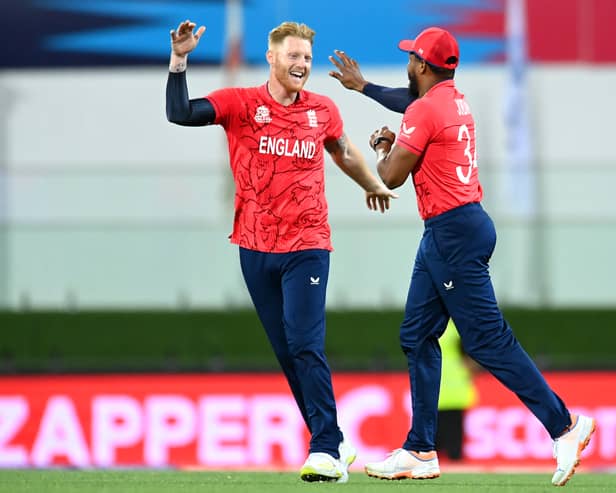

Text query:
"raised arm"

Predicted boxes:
[[362, 84, 413, 114], [166, 20, 216, 126], [325, 134, 398, 212], [329, 50, 414, 114]]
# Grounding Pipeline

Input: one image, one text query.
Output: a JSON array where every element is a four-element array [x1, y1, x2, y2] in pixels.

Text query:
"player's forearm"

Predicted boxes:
[[336, 143, 382, 192], [363, 84, 414, 114], [376, 149, 392, 186], [376, 147, 407, 189]]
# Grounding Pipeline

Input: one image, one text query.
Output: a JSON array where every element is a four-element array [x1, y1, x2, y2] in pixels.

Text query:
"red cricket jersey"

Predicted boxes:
[[395, 80, 483, 220], [207, 84, 343, 253]]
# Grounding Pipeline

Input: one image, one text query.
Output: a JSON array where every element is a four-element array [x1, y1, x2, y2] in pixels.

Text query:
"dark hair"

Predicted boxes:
[[428, 63, 455, 79], [411, 53, 455, 79]]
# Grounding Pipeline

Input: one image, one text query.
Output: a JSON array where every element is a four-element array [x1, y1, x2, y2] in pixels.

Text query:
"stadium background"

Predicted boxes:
[[0, 0, 614, 471]]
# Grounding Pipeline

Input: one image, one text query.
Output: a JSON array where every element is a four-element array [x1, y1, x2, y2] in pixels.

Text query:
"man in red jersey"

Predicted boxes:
[[358, 27, 594, 487], [165, 20, 397, 482]]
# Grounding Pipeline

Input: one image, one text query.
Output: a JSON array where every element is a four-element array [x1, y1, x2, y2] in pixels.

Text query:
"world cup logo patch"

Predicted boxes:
[[255, 105, 272, 124]]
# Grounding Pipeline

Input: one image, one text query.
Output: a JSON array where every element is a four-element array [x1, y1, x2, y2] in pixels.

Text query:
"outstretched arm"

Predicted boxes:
[[362, 84, 413, 114], [329, 50, 414, 114], [325, 134, 398, 213], [166, 20, 216, 126]]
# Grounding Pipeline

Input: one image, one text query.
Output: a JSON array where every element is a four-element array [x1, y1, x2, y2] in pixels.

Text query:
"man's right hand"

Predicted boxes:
[[366, 183, 398, 213], [328, 50, 368, 92], [170, 20, 206, 57]]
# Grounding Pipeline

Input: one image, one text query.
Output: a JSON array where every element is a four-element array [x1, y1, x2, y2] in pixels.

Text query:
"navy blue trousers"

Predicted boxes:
[[239, 247, 342, 457], [400, 203, 570, 452]]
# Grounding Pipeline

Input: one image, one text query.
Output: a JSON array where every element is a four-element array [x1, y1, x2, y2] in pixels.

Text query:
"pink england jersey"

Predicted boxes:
[[207, 84, 344, 253], [395, 80, 483, 220]]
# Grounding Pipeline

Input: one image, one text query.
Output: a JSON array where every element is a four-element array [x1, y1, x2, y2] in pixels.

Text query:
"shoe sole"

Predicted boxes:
[[365, 469, 440, 480], [300, 473, 341, 483], [553, 418, 597, 487], [300, 466, 343, 483]]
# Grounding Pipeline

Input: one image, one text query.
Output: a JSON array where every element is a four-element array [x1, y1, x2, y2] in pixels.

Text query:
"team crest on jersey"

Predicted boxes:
[[306, 109, 318, 128], [254, 105, 272, 124]]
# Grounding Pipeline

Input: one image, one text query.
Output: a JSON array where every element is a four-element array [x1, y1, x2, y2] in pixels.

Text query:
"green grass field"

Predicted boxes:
[[0, 470, 614, 493]]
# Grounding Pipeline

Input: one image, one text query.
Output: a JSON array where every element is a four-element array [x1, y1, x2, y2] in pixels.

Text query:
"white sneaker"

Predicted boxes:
[[365, 448, 440, 480], [339, 440, 357, 469], [551, 414, 596, 486], [300, 452, 347, 483]]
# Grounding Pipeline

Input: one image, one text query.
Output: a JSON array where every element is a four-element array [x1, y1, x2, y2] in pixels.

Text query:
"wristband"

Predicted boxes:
[[372, 136, 393, 150]]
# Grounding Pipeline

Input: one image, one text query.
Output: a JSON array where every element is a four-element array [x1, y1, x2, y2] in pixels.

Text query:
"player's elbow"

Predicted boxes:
[[166, 99, 191, 125], [382, 176, 405, 190], [166, 109, 190, 126], [166, 108, 178, 124], [166, 106, 181, 123], [378, 169, 406, 189]]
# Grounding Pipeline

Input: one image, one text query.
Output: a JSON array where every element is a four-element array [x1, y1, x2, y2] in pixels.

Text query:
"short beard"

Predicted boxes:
[[408, 77, 419, 99]]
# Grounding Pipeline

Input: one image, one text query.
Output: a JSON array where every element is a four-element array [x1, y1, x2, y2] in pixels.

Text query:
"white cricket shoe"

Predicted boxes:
[[364, 448, 440, 480], [300, 452, 347, 483], [339, 440, 357, 469], [551, 414, 596, 486]]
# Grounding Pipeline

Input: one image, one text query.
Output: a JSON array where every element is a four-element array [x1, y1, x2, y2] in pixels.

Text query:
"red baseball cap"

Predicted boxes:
[[398, 27, 459, 69]]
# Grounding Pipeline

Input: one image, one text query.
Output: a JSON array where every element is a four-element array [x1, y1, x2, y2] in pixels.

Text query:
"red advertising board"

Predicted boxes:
[[0, 372, 614, 470]]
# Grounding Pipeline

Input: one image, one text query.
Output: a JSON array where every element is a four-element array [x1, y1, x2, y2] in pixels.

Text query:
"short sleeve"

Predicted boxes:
[[207, 87, 240, 128], [395, 99, 435, 155], [322, 96, 344, 142]]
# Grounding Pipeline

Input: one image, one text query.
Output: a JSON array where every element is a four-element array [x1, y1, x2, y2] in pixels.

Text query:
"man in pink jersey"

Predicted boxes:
[[165, 20, 397, 482], [360, 27, 594, 486]]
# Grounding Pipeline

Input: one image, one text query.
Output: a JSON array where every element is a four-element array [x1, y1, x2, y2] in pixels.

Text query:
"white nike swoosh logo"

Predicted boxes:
[[402, 123, 416, 135]]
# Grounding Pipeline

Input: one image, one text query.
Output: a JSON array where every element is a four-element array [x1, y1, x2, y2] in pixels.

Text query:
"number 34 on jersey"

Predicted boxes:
[[455, 98, 477, 185]]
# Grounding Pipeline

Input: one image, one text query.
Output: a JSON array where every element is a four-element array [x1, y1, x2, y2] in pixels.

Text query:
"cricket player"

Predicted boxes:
[[334, 26, 595, 487], [165, 19, 397, 482]]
